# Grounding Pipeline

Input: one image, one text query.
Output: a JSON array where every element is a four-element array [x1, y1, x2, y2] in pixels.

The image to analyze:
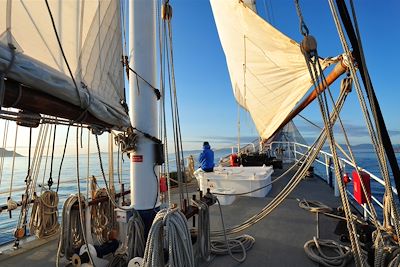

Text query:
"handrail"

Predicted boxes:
[[268, 141, 396, 220]]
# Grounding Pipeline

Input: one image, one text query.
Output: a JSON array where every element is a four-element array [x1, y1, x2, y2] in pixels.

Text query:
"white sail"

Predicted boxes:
[[210, 0, 328, 140], [0, 0, 129, 129]]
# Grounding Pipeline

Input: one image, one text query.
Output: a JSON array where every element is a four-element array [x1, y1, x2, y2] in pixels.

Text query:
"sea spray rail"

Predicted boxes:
[[268, 141, 398, 220]]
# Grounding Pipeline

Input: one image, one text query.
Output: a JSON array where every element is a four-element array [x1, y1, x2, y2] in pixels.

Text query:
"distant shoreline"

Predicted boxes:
[[0, 148, 23, 157]]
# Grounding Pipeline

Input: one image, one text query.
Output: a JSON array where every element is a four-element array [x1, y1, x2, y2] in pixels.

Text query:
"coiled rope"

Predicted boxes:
[[29, 190, 59, 238], [143, 208, 194, 267], [126, 210, 145, 261], [57, 194, 85, 262], [304, 237, 352, 267], [191, 199, 211, 261], [211, 198, 255, 263], [299, 199, 359, 266], [91, 189, 111, 244]]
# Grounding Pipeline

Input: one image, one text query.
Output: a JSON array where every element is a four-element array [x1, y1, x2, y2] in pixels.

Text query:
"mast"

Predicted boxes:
[[128, 0, 159, 220]]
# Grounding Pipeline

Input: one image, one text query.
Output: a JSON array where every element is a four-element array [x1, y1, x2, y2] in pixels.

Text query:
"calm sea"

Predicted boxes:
[[0, 149, 399, 245]]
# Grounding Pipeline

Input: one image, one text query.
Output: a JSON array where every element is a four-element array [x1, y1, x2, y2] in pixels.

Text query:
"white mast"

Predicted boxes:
[[129, 0, 159, 211]]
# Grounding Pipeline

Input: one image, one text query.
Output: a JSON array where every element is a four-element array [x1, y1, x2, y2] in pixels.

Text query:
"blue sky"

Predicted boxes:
[[165, 0, 400, 149], [2, 0, 399, 155]]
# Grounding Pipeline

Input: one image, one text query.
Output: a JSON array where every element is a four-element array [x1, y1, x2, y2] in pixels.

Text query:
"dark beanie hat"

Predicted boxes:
[[203, 141, 209, 146]]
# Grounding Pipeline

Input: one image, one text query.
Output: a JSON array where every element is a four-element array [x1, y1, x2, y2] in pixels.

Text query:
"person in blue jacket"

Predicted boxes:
[[199, 141, 214, 172]]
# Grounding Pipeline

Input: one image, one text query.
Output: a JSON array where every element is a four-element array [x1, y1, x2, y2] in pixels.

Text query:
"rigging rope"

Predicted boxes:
[[211, 199, 254, 263], [157, 0, 172, 209], [304, 237, 353, 267], [14, 127, 33, 247], [57, 194, 86, 265], [337, 0, 400, 206], [91, 189, 111, 245], [294, 1, 369, 264], [161, 1, 189, 210], [95, 134, 134, 211], [143, 208, 195, 267], [191, 200, 211, 262], [40, 124, 53, 193], [74, 126, 95, 265], [0, 119, 9, 187], [56, 125, 71, 192], [29, 190, 59, 238], [8, 123, 18, 206], [126, 210, 145, 261], [44, 0, 83, 109], [298, 199, 333, 214], [210, 61, 349, 240], [328, 0, 400, 247]]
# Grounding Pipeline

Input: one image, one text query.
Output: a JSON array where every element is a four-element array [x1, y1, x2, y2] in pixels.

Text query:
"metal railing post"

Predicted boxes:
[[293, 143, 297, 162], [324, 154, 330, 184]]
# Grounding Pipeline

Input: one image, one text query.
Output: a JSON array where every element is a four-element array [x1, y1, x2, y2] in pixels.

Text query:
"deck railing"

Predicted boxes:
[[268, 141, 397, 220]]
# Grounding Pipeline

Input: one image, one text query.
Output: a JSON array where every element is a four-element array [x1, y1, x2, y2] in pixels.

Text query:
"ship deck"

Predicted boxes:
[[205, 164, 353, 267], [0, 163, 354, 267]]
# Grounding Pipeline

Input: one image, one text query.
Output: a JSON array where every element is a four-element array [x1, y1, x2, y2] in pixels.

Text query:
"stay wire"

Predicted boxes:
[[294, 3, 366, 262], [158, 2, 172, 208], [44, 0, 83, 108], [75, 127, 95, 266], [164, 16, 188, 209], [317, 61, 382, 233], [344, 0, 400, 203], [347, 0, 400, 232], [164, 19, 183, 208], [94, 134, 134, 211], [48, 124, 57, 190], [307, 51, 365, 266], [307, 56, 362, 265], [0, 120, 9, 187], [298, 111, 354, 165], [8, 124, 18, 198], [14, 127, 32, 246], [329, 0, 400, 239], [40, 124, 53, 193], [56, 124, 71, 192], [211, 87, 348, 237], [167, 19, 189, 203]]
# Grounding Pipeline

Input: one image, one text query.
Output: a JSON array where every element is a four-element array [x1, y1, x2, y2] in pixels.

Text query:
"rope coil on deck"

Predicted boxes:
[[304, 237, 352, 267]]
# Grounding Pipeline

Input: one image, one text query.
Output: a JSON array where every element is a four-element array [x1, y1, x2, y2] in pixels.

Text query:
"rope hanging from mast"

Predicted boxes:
[[294, 1, 372, 265], [328, 0, 400, 241]]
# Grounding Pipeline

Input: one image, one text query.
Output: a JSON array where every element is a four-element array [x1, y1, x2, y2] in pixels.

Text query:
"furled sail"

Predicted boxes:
[[0, 0, 129, 129], [210, 0, 329, 140]]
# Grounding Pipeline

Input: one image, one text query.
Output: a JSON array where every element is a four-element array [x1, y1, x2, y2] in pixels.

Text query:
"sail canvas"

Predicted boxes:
[[0, 0, 129, 129], [210, 0, 328, 140]]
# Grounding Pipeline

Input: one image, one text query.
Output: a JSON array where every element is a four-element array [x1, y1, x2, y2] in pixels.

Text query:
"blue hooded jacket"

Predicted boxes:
[[199, 143, 215, 171]]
